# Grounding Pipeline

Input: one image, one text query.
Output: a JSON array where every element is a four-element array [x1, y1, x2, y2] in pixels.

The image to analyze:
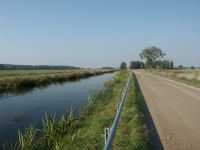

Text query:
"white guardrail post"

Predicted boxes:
[[103, 75, 131, 150]]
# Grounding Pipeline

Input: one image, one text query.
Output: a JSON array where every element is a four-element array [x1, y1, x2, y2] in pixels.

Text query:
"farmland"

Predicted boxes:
[[3, 71, 151, 150], [150, 69, 200, 88], [0, 69, 115, 94]]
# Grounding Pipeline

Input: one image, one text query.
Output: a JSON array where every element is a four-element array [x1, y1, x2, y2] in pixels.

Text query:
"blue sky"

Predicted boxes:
[[0, 0, 200, 67]]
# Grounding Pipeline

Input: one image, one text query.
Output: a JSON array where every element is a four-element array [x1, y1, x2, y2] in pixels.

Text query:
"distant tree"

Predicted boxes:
[[190, 66, 195, 69], [154, 60, 174, 69], [170, 61, 174, 69], [140, 46, 165, 68], [0, 64, 80, 70], [177, 65, 184, 69], [120, 62, 127, 70], [162, 60, 170, 69], [129, 61, 144, 69], [101, 67, 115, 70]]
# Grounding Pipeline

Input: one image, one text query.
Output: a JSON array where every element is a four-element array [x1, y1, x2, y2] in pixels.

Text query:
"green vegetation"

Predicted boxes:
[[140, 46, 165, 68], [129, 61, 144, 69], [6, 71, 151, 150], [0, 64, 79, 70], [6, 71, 126, 150], [150, 69, 200, 88], [61, 71, 129, 150], [139, 46, 173, 69], [113, 74, 150, 150], [0, 69, 115, 93], [120, 62, 127, 70]]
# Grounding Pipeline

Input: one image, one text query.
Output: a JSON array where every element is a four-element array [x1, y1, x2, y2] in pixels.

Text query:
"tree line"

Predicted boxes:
[[120, 46, 174, 69], [0, 64, 80, 70]]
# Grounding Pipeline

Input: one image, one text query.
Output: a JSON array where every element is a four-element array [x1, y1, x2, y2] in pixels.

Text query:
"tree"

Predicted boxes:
[[170, 61, 174, 69], [120, 62, 127, 69], [190, 66, 195, 69], [140, 46, 165, 68], [177, 65, 184, 69], [129, 61, 144, 69], [154, 60, 174, 69]]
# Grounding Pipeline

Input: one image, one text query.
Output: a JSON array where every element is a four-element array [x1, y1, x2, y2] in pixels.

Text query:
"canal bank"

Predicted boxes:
[[0, 73, 114, 149], [3, 71, 151, 150]]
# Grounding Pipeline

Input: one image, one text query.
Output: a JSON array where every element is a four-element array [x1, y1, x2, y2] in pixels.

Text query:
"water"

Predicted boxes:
[[0, 73, 114, 148]]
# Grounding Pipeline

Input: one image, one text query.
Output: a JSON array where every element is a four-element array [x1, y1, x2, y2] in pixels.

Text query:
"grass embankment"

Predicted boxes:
[[6, 71, 127, 150], [113, 74, 151, 150], [0, 69, 115, 93], [61, 71, 128, 150], [150, 69, 200, 88], [6, 71, 150, 150]]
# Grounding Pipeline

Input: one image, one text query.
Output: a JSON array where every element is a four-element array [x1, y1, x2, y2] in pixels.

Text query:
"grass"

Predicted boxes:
[[5, 70, 127, 150], [149, 69, 200, 88], [5, 70, 151, 150], [113, 74, 151, 150], [61, 70, 128, 150], [0, 69, 115, 94]]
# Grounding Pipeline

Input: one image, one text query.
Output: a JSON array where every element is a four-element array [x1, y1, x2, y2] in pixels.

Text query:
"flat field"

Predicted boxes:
[[150, 69, 200, 87], [0, 69, 115, 93]]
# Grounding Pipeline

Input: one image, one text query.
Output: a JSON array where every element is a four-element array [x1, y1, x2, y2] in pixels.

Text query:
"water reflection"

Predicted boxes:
[[0, 73, 114, 148]]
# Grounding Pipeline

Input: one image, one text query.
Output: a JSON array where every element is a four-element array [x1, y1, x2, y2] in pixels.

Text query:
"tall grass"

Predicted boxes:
[[6, 71, 137, 150], [0, 69, 115, 94], [150, 69, 200, 88], [18, 127, 37, 150], [113, 74, 151, 150], [3, 127, 37, 150], [5, 110, 79, 150], [60, 71, 128, 150]]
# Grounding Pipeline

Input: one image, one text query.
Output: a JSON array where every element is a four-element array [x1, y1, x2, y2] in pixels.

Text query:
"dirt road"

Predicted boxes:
[[134, 70, 200, 150]]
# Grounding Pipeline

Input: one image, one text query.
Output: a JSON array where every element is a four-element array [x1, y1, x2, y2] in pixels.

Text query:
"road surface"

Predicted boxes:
[[134, 70, 200, 150]]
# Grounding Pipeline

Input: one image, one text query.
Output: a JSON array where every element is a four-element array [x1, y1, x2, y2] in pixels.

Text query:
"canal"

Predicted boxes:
[[0, 73, 114, 148]]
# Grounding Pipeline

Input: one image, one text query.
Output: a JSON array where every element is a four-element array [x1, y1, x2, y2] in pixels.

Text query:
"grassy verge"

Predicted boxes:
[[6, 71, 128, 150], [6, 71, 151, 150], [0, 69, 115, 94], [172, 77, 200, 88], [61, 71, 128, 150], [113, 74, 151, 150], [149, 69, 200, 88]]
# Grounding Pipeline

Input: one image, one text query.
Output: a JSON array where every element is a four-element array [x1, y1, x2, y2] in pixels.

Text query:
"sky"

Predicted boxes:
[[0, 0, 200, 68]]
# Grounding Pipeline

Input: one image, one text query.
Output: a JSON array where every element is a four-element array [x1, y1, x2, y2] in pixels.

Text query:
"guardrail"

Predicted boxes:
[[103, 75, 131, 150]]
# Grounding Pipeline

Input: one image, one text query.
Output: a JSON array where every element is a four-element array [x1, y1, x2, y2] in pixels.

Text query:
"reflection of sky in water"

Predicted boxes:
[[0, 73, 114, 148]]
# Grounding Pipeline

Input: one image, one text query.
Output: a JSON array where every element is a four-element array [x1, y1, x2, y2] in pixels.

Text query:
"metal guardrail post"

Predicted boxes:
[[104, 76, 131, 150], [104, 128, 110, 145]]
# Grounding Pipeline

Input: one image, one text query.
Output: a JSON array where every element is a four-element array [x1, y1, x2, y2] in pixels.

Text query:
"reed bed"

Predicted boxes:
[[5, 71, 150, 150], [0, 69, 115, 93], [150, 69, 200, 88], [4, 71, 127, 150]]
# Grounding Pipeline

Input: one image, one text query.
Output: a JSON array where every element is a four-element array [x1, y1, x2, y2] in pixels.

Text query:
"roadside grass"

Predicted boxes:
[[149, 69, 200, 88], [5, 70, 128, 150], [5, 71, 152, 150], [113, 74, 151, 150], [61, 70, 128, 150], [0, 69, 115, 94], [171, 76, 200, 88]]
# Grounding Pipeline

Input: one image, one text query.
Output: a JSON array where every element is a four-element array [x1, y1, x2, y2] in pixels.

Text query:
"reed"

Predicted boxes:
[[150, 69, 200, 88], [7, 71, 131, 150], [18, 127, 36, 150], [0, 69, 115, 94]]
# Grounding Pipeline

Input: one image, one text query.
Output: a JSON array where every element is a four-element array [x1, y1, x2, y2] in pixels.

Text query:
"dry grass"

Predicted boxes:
[[150, 69, 200, 88], [0, 69, 115, 93]]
